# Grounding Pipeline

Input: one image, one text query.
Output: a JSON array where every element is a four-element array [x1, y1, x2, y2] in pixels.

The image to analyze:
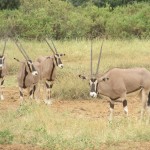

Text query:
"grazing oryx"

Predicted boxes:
[[14, 40, 40, 104], [37, 39, 65, 104], [0, 40, 7, 100], [79, 41, 150, 121]]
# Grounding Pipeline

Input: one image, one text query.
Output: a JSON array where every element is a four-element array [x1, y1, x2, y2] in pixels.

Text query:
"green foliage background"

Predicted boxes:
[[0, 0, 150, 40]]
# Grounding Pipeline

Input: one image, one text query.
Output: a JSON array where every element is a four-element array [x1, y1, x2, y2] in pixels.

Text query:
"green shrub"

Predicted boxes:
[[0, 130, 14, 144]]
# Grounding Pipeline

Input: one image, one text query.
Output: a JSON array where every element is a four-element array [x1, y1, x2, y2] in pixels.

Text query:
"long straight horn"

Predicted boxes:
[[96, 39, 104, 75], [50, 39, 58, 53], [2, 39, 7, 56], [17, 40, 30, 60], [45, 38, 55, 54], [91, 40, 93, 76], [14, 40, 28, 60]]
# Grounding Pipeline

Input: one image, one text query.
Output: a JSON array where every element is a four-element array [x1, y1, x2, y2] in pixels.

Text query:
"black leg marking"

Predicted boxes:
[[50, 84, 53, 88], [123, 100, 127, 107], [1, 80, 4, 85], [148, 93, 150, 106], [20, 91, 23, 97], [45, 82, 50, 88], [29, 90, 33, 96], [110, 102, 114, 109]]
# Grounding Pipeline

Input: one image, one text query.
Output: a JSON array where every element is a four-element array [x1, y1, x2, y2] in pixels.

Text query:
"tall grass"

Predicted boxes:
[[1, 39, 150, 99]]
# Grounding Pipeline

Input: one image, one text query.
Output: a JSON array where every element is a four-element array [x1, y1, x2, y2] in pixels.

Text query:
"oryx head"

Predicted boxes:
[[0, 40, 7, 70], [14, 40, 38, 76], [79, 40, 104, 98], [45, 38, 65, 69]]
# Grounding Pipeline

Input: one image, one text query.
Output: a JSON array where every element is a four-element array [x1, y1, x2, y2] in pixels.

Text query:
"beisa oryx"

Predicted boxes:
[[37, 38, 65, 105], [79, 41, 150, 121], [0, 40, 7, 100], [14, 40, 40, 104]]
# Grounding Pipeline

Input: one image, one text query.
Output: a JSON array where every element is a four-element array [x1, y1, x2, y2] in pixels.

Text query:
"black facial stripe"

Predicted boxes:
[[31, 65, 36, 72], [96, 83, 98, 93], [91, 78, 96, 82], [91, 83, 96, 92], [54, 57, 58, 66], [58, 58, 62, 65]]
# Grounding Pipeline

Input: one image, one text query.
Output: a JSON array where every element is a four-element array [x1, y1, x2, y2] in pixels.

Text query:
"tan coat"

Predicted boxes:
[[98, 68, 150, 100]]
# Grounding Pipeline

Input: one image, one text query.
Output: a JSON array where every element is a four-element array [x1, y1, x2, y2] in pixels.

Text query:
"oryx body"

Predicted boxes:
[[0, 40, 7, 100], [36, 39, 65, 105], [14, 40, 40, 104], [79, 41, 150, 121], [96, 68, 150, 100]]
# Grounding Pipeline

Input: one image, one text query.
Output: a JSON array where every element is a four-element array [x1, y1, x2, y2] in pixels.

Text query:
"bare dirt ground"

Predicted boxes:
[[0, 87, 149, 150]]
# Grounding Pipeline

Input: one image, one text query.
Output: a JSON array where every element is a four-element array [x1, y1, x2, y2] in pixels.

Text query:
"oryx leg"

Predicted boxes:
[[147, 92, 150, 124], [33, 84, 40, 103], [140, 89, 148, 121], [109, 100, 114, 121], [123, 99, 128, 116], [28, 86, 34, 100], [44, 80, 53, 105], [19, 87, 24, 105], [0, 78, 4, 100]]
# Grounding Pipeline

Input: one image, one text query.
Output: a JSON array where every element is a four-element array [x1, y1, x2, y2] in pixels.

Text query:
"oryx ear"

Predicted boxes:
[[99, 77, 109, 82], [60, 54, 65, 56], [79, 74, 88, 80], [46, 56, 53, 59]]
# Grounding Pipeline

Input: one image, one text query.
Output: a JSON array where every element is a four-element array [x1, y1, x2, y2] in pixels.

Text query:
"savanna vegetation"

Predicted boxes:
[[0, 0, 150, 149], [0, 0, 150, 40]]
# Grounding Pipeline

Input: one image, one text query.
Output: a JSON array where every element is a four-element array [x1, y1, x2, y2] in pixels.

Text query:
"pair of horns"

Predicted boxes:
[[2, 39, 7, 56], [14, 39, 31, 61], [91, 39, 104, 76], [45, 38, 58, 54]]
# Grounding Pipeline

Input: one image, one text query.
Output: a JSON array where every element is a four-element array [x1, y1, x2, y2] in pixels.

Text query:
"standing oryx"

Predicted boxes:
[[14, 40, 40, 104], [37, 38, 65, 104], [0, 40, 7, 100], [79, 41, 150, 121]]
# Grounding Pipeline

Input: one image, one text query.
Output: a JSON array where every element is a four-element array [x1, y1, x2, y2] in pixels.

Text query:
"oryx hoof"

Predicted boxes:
[[0, 95, 4, 100], [44, 100, 53, 105]]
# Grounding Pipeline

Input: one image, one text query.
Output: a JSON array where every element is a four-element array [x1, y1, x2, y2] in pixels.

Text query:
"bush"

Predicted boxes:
[[0, 0, 149, 39]]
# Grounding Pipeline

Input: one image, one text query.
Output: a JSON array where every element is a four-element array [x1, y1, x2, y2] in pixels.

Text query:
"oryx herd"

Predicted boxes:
[[0, 39, 150, 121]]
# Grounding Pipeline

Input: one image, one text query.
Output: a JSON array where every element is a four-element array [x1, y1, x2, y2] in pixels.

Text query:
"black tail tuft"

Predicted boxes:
[[148, 93, 150, 106]]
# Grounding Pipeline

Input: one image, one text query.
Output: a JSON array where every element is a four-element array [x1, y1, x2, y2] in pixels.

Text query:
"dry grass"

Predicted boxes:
[[0, 39, 150, 149], [0, 103, 150, 150]]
